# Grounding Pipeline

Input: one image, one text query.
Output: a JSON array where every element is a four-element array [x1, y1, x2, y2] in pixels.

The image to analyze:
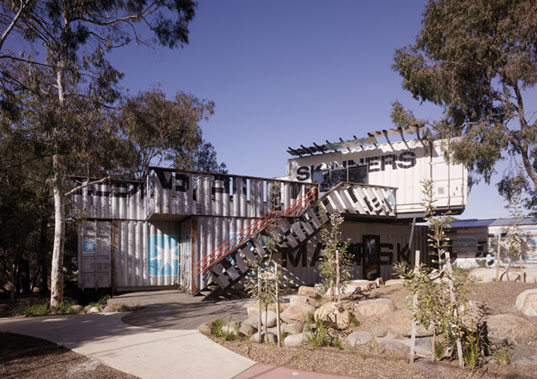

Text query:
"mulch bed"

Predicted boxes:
[[0, 332, 137, 379]]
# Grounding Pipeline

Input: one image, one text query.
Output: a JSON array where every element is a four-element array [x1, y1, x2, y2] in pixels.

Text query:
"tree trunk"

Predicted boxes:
[[445, 252, 464, 368], [50, 55, 66, 311], [50, 155, 65, 311]]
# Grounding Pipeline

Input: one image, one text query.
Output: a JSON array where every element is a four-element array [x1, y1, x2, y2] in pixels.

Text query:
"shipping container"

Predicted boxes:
[[74, 136, 467, 294]]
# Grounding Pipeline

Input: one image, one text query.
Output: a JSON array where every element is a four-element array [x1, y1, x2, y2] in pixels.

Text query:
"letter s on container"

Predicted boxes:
[[397, 151, 417, 169], [296, 166, 310, 181]]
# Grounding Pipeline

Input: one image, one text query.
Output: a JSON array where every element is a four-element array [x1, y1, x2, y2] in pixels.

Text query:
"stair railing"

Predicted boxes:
[[195, 185, 318, 276]]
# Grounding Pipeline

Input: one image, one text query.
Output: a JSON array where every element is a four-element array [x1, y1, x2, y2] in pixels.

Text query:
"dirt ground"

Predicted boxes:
[[0, 332, 137, 379], [216, 281, 537, 379]]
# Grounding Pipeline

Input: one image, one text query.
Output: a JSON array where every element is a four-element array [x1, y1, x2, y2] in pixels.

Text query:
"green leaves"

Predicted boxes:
[[394, 0, 537, 199]]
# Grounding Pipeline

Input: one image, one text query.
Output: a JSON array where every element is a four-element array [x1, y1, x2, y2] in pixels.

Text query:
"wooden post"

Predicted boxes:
[[275, 262, 282, 347], [495, 233, 501, 281], [257, 269, 262, 343], [409, 249, 420, 364], [335, 248, 341, 304]]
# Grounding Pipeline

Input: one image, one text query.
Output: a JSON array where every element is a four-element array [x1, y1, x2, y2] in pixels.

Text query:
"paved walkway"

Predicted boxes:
[[0, 291, 356, 378], [0, 312, 254, 379]]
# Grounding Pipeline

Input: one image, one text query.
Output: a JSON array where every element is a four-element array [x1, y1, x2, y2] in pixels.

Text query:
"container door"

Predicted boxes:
[[362, 235, 380, 280], [80, 220, 112, 288]]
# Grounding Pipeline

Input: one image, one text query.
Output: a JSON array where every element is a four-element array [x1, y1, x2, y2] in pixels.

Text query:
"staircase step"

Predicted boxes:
[[291, 222, 307, 242], [241, 245, 256, 262], [210, 265, 230, 289], [233, 251, 249, 273]]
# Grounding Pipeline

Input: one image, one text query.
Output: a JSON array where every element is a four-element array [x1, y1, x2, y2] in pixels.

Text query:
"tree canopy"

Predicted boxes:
[[393, 0, 537, 206], [0, 0, 225, 308]]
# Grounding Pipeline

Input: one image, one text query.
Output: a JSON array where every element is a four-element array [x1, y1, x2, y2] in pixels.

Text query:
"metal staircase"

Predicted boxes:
[[195, 182, 397, 293]]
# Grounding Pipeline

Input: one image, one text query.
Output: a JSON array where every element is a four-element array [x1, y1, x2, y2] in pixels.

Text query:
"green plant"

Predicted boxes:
[[434, 341, 445, 359], [462, 330, 482, 369], [210, 318, 238, 341], [306, 319, 342, 348], [14, 300, 49, 317], [492, 347, 512, 365], [317, 203, 352, 303], [55, 298, 77, 314], [349, 313, 360, 327], [306, 312, 315, 325], [211, 318, 224, 336]]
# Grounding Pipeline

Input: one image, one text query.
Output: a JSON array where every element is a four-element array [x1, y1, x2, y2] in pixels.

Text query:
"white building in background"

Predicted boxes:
[[450, 218, 537, 269], [73, 126, 468, 295]]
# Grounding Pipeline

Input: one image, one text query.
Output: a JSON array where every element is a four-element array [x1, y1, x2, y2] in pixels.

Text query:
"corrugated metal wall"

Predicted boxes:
[[274, 221, 427, 286], [73, 170, 314, 221], [286, 139, 467, 214]]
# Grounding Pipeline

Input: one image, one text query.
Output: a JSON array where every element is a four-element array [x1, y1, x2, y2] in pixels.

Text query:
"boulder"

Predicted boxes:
[[198, 322, 212, 336], [241, 315, 259, 327], [250, 333, 263, 343], [281, 303, 315, 323], [286, 321, 304, 335], [239, 323, 256, 337], [88, 306, 100, 314], [261, 311, 277, 327], [372, 325, 388, 338], [221, 322, 239, 336], [289, 295, 319, 308], [414, 337, 433, 357], [264, 333, 277, 344], [324, 280, 373, 299], [102, 305, 116, 313], [70, 305, 83, 313], [298, 286, 317, 297], [247, 303, 288, 318], [511, 345, 537, 365], [346, 331, 372, 348], [314, 302, 351, 330], [354, 298, 396, 318], [377, 338, 411, 357], [516, 289, 537, 317], [384, 279, 404, 287], [468, 268, 496, 282], [486, 314, 537, 345], [388, 310, 433, 337], [284, 332, 307, 347], [246, 304, 259, 318]]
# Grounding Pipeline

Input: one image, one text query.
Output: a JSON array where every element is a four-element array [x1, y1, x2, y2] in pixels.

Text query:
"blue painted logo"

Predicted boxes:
[[83, 239, 96, 254], [148, 235, 179, 276]]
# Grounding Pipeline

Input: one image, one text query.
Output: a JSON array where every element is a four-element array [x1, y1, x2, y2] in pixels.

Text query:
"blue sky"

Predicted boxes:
[[107, 0, 531, 220]]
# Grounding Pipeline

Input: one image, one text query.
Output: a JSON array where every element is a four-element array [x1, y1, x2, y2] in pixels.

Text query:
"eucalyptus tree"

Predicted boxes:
[[393, 0, 537, 204], [0, 0, 200, 309]]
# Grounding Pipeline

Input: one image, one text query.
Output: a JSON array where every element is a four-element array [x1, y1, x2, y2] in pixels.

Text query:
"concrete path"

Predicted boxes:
[[111, 290, 253, 330], [0, 313, 255, 379]]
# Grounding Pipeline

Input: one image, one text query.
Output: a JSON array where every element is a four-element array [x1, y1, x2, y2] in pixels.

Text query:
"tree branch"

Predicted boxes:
[[0, 0, 31, 51]]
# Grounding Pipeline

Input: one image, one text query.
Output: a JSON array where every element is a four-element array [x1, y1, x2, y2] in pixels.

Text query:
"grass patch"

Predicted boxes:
[[349, 313, 360, 327], [492, 347, 512, 365], [211, 318, 238, 341], [14, 300, 49, 317]]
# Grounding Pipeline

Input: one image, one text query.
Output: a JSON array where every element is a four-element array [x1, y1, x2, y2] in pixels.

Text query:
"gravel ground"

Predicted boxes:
[[215, 281, 537, 379], [0, 332, 137, 379]]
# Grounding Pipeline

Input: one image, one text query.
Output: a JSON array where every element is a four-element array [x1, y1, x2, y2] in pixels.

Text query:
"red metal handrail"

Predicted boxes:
[[196, 186, 318, 275]]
